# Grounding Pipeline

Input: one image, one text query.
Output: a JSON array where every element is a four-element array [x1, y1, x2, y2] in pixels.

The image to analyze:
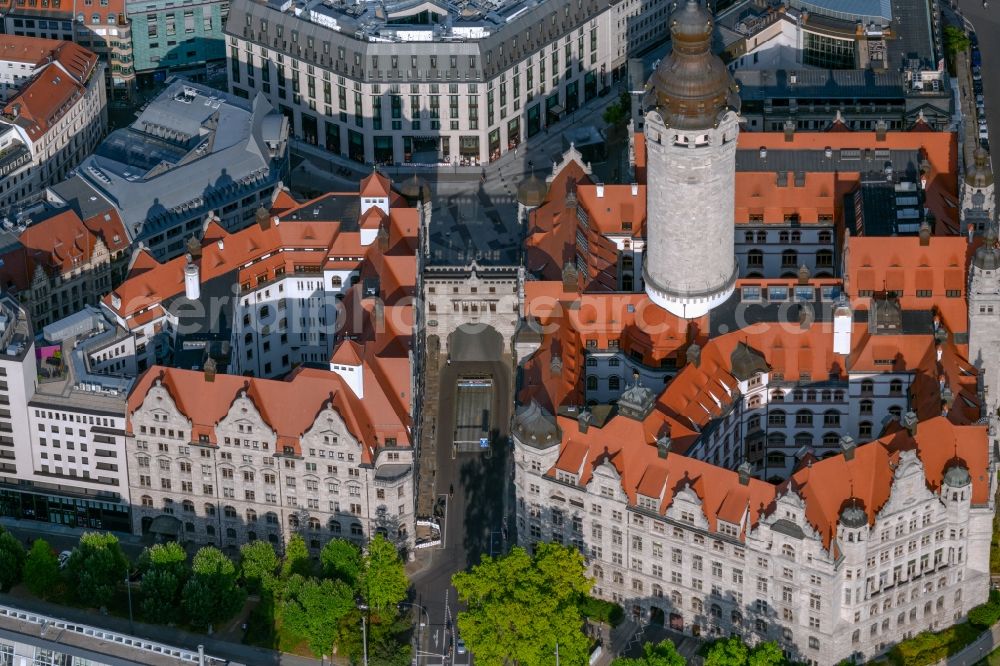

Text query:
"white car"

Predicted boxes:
[[980, 127, 990, 140], [456, 639, 467, 655]]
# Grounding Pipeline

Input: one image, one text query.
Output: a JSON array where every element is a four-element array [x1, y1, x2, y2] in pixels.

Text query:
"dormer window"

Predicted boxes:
[[556, 471, 577, 485], [718, 520, 740, 538], [638, 495, 658, 511]]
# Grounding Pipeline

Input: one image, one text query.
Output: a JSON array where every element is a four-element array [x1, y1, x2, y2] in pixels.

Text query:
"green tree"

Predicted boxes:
[[943, 25, 971, 57], [23, 539, 59, 599], [139, 542, 188, 623], [747, 641, 785, 666], [280, 534, 313, 580], [602, 92, 632, 127], [280, 575, 354, 657], [705, 637, 750, 666], [240, 541, 280, 595], [181, 546, 245, 629], [320, 539, 362, 587], [335, 608, 412, 666], [360, 535, 408, 613], [65, 532, 127, 607], [612, 639, 685, 666], [0, 530, 25, 592], [453, 543, 592, 666]]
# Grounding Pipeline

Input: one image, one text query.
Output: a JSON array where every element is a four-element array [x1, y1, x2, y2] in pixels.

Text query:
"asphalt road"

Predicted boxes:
[[410, 355, 513, 666], [955, 0, 1000, 211]]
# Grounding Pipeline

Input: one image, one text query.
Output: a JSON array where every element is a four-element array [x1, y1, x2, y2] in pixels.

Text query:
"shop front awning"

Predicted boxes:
[[548, 104, 564, 115]]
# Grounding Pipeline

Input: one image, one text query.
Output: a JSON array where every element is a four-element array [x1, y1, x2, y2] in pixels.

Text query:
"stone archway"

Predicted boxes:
[[447, 323, 505, 363]]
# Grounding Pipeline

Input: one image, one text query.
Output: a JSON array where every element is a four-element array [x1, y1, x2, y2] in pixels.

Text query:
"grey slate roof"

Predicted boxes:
[[51, 78, 285, 241]]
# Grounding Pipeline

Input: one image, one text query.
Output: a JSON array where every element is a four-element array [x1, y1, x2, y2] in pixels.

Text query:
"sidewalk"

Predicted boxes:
[[939, 622, 1000, 666], [0, 593, 320, 666]]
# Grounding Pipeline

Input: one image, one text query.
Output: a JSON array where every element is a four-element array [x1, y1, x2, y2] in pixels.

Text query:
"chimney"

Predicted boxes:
[[184, 261, 200, 300], [217, 238, 225, 251], [656, 432, 672, 459], [595, 183, 605, 198], [256, 207, 270, 230], [798, 303, 814, 330], [840, 435, 855, 460], [875, 119, 888, 141], [577, 409, 592, 434], [203, 356, 217, 383], [630, 182, 639, 196], [186, 235, 202, 258], [783, 119, 795, 142], [759, 146, 767, 159], [686, 342, 702, 367], [374, 298, 385, 331], [377, 224, 389, 252], [562, 262, 579, 293], [919, 219, 931, 245], [738, 461, 752, 485], [902, 410, 918, 437]]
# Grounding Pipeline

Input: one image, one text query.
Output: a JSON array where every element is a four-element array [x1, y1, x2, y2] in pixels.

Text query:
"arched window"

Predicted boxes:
[[206, 525, 216, 536], [756, 230, 767, 243], [226, 528, 237, 539], [795, 410, 813, 426], [860, 379, 874, 395], [747, 249, 764, 268], [260, 305, 271, 319], [329, 519, 342, 533], [745, 231, 755, 243], [308, 517, 321, 531], [790, 231, 801, 244], [806, 389, 817, 402], [205, 503, 216, 516], [244, 332, 253, 345], [268, 533, 279, 544], [288, 515, 300, 528], [795, 432, 813, 447], [767, 433, 785, 447], [781, 544, 795, 559], [766, 451, 786, 467], [833, 390, 844, 401], [860, 399, 874, 415], [671, 591, 682, 606], [771, 390, 784, 402], [246, 509, 258, 522], [692, 598, 704, 613], [819, 230, 833, 244], [331, 275, 343, 287], [859, 421, 873, 438], [351, 522, 363, 536], [653, 584, 663, 598], [587, 376, 598, 391], [266, 512, 279, 524], [823, 409, 840, 427], [792, 389, 803, 401], [248, 531, 257, 541], [748, 415, 761, 430], [182, 500, 194, 513], [889, 379, 903, 395], [141, 495, 153, 507], [593, 566, 604, 580], [710, 604, 722, 619], [781, 249, 798, 267], [609, 376, 620, 391], [768, 410, 786, 427], [224, 505, 237, 519], [823, 432, 840, 446], [821, 390, 832, 402], [185, 522, 195, 533], [888, 405, 903, 420], [779, 231, 790, 244], [748, 395, 762, 408]]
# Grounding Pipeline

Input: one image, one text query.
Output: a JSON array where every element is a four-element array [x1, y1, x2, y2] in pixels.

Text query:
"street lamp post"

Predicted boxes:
[[398, 602, 429, 665], [124, 570, 134, 634], [357, 602, 369, 666]]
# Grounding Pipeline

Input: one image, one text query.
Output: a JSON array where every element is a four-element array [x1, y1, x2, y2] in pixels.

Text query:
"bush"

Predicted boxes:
[[888, 621, 980, 666], [579, 596, 624, 626], [968, 590, 1000, 628]]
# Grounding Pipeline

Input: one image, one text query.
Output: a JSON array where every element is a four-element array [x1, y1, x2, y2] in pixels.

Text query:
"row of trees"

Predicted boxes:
[[0, 527, 411, 663], [452, 543, 789, 666]]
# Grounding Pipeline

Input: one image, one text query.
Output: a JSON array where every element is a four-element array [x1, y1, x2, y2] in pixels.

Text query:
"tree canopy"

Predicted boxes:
[[0, 530, 25, 592], [66, 532, 127, 607], [320, 539, 362, 587], [612, 639, 685, 666], [453, 543, 592, 666], [240, 541, 280, 595], [704, 638, 786, 666], [23, 539, 58, 599], [280, 535, 313, 580], [139, 542, 188, 623], [280, 575, 355, 657], [181, 546, 246, 629], [360, 535, 408, 613]]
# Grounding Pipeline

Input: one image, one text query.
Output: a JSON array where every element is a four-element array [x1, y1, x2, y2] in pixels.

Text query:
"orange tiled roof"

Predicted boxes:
[[127, 365, 411, 462]]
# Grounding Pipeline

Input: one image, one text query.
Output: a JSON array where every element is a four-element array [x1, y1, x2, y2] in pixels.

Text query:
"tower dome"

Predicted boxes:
[[943, 458, 972, 488], [645, 0, 740, 130], [966, 148, 994, 189], [973, 227, 1000, 271], [839, 498, 867, 529]]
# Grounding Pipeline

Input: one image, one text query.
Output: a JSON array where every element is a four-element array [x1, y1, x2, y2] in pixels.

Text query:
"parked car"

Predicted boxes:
[[972, 50, 982, 67], [456, 639, 467, 655], [980, 126, 990, 140], [970, 31, 978, 46], [974, 80, 985, 95]]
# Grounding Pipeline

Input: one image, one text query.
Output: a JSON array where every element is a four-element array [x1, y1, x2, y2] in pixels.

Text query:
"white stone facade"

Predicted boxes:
[[643, 109, 740, 318], [513, 430, 996, 666], [128, 377, 415, 552]]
